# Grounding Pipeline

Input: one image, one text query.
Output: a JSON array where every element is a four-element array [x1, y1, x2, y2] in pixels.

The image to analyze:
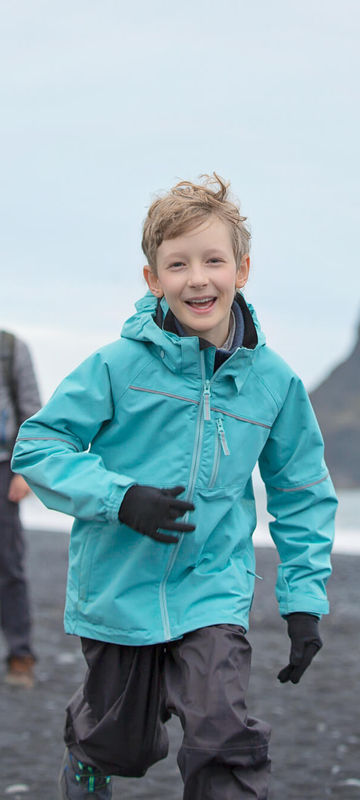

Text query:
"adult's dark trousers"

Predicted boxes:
[[64, 623, 271, 799], [0, 460, 33, 659]]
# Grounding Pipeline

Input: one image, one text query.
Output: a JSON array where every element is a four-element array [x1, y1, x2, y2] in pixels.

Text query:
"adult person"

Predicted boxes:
[[0, 329, 41, 687]]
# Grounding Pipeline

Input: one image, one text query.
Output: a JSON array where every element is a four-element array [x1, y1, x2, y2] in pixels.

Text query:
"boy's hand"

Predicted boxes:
[[118, 484, 195, 544], [278, 612, 322, 684]]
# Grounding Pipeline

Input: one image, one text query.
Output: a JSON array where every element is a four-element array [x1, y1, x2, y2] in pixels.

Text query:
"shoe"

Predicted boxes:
[[58, 748, 112, 798], [4, 655, 35, 688]]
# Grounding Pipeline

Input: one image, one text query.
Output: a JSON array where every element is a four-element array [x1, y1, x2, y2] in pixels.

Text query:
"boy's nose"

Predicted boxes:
[[187, 265, 209, 286]]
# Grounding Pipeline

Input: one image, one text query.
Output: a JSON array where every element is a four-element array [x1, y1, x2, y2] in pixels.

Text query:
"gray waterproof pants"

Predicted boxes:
[[65, 624, 271, 799], [0, 461, 33, 659]]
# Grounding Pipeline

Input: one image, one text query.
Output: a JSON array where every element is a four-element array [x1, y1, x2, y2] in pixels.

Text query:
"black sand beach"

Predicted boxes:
[[1, 528, 359, 800]]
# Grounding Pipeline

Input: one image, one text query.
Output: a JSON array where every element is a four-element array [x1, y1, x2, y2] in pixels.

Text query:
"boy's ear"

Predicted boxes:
[[143, 265, 164, 298], [235, 255, 250, 289]]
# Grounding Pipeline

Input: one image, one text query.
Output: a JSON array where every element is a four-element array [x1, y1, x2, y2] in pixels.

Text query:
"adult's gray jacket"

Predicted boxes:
[[0, 331, 41, 461]]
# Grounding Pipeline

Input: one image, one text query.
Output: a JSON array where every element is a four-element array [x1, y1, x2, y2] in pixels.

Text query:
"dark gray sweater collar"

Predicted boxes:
[[155, 292, 257, 355]]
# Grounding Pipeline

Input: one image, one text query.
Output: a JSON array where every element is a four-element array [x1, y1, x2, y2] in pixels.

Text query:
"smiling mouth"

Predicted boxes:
[[184, 297, 217, 312]]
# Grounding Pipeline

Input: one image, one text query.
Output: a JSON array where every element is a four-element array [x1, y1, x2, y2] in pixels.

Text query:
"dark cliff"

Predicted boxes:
[[310, 320, 360, 489]]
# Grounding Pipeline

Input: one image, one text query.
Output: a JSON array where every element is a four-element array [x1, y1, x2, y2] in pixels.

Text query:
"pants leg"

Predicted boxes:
[[164, 624, 271, 800], [64, 637, 170, 776], [0, 461, 33, 659]]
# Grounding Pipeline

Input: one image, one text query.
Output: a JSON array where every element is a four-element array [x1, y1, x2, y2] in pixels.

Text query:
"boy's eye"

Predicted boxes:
[[208, 258, 222, 264], [169, 262, 184, 269]]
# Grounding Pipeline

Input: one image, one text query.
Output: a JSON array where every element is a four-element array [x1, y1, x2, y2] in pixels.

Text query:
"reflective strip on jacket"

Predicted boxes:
[[11, 291, 338, 645]]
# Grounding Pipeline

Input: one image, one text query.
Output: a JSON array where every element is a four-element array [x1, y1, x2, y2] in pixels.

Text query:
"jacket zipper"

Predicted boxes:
[[159, 350, 248, 638], [159, 352, 208, 640], [216, 417, 230, 456], [208, 418, 230, 488], [203, 380, 211, 420]]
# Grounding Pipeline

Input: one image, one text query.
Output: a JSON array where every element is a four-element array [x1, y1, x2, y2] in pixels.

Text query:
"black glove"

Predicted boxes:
[[277, 612, 322, 685], [118, 484, 195, 544]]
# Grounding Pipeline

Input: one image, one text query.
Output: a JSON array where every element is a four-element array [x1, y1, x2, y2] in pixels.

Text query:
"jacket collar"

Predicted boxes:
[[121, 290, 266, 391], [157, 291, 258, 351]]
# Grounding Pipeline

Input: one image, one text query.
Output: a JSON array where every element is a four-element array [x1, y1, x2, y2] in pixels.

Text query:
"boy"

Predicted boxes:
[[11, 174, 337, 800]]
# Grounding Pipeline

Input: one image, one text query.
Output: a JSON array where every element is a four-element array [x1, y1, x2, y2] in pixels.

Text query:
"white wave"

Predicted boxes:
[[252, 523, 360, 555], [20, 491, 360, 555], [20, 494, 72, 533]]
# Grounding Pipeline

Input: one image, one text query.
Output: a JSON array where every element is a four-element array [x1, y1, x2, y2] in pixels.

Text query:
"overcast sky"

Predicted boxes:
[[1, 0, 359, 401]]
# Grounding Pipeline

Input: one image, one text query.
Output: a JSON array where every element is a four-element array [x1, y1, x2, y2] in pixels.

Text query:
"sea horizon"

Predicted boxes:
[[20, 486, 360, 556]]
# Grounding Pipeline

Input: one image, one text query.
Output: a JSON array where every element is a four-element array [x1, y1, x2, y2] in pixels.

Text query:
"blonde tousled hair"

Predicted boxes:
[[142, 172, 251, 274]]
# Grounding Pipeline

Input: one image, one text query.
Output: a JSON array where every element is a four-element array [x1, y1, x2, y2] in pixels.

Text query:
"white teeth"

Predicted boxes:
[[188, 298, 214, 304]]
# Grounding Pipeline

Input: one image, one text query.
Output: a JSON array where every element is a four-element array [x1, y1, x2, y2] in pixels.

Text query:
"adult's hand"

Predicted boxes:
[[119, 484, 195, 544], [8, 474, 31, 503], [278, 612, 322, 684]]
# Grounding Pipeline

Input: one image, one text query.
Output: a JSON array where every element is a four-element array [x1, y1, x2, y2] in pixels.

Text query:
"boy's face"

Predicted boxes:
[[143, 216, 249, 349]]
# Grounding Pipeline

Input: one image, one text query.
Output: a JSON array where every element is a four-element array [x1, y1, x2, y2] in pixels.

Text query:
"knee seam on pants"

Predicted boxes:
[[180, 743, 269, 752]]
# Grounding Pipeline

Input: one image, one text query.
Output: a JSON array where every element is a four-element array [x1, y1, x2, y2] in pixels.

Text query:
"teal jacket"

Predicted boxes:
[[11, 292, 337, 645]]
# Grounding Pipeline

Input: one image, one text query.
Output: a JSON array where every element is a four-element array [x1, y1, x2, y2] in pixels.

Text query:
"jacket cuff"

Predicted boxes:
[[105, 481, 137, 523], [278, 594, 329, 618]]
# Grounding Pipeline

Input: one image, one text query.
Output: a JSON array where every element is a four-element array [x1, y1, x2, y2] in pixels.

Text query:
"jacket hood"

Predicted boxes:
[[121, 290, 266, 379]]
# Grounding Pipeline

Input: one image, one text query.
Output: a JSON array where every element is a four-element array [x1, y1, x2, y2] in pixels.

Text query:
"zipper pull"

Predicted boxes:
[[203, 380, 211, 420], [216, 418, 230, 455]]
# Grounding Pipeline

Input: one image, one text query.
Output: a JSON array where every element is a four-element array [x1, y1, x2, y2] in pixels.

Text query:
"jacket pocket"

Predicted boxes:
[[78, 528, 100, 603]]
